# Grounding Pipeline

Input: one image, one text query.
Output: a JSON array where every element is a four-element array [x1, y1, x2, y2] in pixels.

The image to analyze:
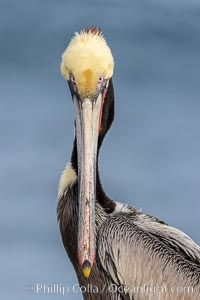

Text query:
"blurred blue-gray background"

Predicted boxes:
[[1, 0, 200, 299]]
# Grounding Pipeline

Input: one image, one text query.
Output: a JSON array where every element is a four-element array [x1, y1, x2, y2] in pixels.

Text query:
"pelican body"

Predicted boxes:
[[57, 28, 200, 299]]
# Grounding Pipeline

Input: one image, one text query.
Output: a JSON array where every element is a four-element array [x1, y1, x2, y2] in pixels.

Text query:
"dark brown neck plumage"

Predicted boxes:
[[71, 79, 116, 213]]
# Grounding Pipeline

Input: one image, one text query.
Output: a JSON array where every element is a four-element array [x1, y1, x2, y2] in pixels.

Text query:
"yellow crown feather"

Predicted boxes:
[[60, 28, 114, 98]]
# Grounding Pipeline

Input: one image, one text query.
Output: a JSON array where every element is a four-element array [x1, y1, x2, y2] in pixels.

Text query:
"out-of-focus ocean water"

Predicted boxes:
[[1, 0, 200, 299]]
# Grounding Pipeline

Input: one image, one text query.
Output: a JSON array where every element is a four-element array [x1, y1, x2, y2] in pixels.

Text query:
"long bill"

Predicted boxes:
[[73, 93, 103, 278]]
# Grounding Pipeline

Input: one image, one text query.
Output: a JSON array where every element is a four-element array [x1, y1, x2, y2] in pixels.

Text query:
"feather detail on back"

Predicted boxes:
[[97, 204, 200, 300]]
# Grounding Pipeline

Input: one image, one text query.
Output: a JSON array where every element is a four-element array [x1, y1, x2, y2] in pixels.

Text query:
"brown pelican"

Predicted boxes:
[[57, 27, 200, 299]]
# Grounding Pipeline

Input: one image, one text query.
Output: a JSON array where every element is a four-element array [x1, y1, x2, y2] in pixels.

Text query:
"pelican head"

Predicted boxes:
[[60, 27, 114, 278]]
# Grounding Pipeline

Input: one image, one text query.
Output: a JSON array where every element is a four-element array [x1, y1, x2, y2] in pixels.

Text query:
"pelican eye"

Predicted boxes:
[[71, 75, 76, 84], [98, 76, 104, 83]]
